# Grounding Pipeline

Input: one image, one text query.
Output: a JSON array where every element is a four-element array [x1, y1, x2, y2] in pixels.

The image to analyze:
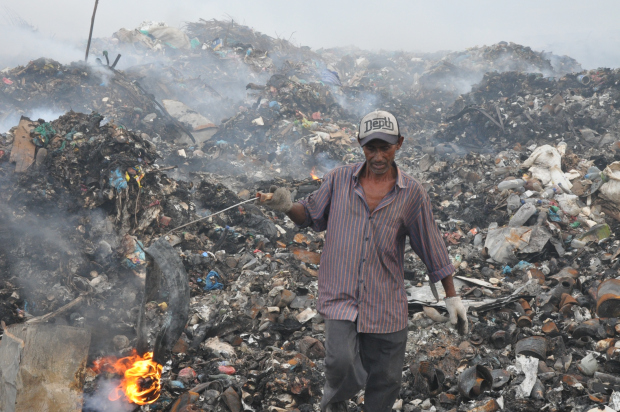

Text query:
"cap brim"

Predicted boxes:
[[359, 132, 399, 146]]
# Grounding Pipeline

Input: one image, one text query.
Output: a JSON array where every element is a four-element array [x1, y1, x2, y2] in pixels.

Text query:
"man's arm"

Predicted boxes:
[[406, 192, 455, 288], [441, 275, 457, 298], [260, 171, 334, 231], [286, 203, 307, 226], [406, 189, 468, 334]]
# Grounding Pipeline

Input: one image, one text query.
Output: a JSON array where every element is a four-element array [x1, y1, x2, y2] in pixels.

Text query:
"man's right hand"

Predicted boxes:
[[258, 186, 293, 213]]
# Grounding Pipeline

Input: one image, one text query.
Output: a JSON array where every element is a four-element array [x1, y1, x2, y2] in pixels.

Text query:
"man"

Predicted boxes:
[[260, 110, 467, 411]]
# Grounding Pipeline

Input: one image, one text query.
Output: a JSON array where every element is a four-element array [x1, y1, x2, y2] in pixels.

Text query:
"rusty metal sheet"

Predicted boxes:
[[291, 247, 321, 265], [0, 324, 91, 412], [8, 117, 36, 173]]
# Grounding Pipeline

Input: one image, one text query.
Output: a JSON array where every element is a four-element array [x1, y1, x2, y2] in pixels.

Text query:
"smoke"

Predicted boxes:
[[2, 0, 620, 69], [0, 107, 66, 133], [334, 90, 379, 118], [0, 183, 111, 326], [83, 379, 135, 412], [0, 23, 83, 70]]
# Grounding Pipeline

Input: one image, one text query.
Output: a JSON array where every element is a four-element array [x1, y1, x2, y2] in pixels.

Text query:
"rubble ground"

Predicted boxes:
[[2, 17, 620, 412]]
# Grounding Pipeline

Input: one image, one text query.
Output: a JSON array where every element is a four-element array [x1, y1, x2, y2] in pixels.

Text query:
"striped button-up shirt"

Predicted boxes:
[[298, 162, 454, 333]]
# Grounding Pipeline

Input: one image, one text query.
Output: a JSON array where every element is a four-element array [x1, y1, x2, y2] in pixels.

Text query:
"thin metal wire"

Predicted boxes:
[[165, 197, 256, 235]]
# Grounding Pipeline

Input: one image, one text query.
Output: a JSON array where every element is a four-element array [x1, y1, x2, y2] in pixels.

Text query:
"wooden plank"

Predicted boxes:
[[0, 324, 91, 412], [455, 275, 499, 290], [8, 118, 36, 173]]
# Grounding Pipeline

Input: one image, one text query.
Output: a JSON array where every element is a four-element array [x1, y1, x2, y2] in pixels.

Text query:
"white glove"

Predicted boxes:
[[445, 296, 468, 335], [259, 186, 293, 213]]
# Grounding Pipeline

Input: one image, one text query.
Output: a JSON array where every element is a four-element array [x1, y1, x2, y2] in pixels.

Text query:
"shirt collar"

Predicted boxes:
[[352, 161, 408, 189]]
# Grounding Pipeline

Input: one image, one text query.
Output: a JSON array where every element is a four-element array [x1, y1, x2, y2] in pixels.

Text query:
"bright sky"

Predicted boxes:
[[1, 0, 620, 68]]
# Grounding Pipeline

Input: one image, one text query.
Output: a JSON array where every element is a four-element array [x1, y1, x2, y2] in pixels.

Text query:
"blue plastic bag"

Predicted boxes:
[[204, 270, 223, 291], [109, 168, 128, 192]]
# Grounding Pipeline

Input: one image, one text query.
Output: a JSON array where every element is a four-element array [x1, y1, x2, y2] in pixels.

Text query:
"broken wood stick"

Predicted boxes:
[[155, 165, 178, 172], [26, 294, 87, 324]]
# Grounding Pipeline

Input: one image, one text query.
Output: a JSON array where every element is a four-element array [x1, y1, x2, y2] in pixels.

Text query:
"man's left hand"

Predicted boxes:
[[445, 296, 468, 335]]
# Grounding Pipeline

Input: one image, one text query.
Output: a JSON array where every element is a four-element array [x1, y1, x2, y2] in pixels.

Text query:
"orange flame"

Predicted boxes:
[[310, 167, 320, 180], [93, 350, 162, 405]]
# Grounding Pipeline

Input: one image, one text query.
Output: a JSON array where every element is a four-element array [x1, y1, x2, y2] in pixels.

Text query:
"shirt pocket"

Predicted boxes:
[[371, 216, 403, 264]]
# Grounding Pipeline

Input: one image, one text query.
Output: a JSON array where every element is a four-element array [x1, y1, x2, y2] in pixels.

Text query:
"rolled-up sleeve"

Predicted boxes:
[[406, 190, 455, 283], [297, 172, 333, 232]]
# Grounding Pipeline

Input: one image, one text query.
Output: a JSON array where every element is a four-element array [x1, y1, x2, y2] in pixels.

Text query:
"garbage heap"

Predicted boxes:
[[420, 42, 582, 93], [396, 136, 620, 412], [0, 110, 329, 411], [432, 67, 620, 154], [4, 105, 620, 412], [0, 57, 198, 144], [3, 18, 620, 412]]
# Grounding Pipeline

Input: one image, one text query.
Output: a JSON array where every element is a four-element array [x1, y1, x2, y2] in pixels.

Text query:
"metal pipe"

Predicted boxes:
[[458, 365, 493, 399], [84, 0, 99, 62], [515, 336, 548, 360], [111, 54, 122, 69], [597, 279, 620, 318], [577, 74, 591, 85]]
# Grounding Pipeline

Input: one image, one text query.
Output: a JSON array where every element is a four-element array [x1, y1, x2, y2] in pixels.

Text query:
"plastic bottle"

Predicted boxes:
[[571, 239, 587, 249], [498, 179, 526, 191], [509, 203, 537, 227], [541, 187, 557, 199], [557, 183, 574, 195], [473, 234, 483, 247], [507, 194, 522, 212], [530, 181, 544, 192], [521, 199, 551, 205]]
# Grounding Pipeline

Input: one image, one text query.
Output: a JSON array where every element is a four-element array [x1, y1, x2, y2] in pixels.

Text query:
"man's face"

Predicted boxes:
[[361, 136, 404, 175]]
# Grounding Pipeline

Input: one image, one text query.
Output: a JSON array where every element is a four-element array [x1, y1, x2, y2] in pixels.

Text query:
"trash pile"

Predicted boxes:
[[0, 110, 331, 410], [433, 67, 620, 154], [0, 57, 185, 140], [3, 16, 620, 412], [420, 42, 582, 93], [398, 139, 620, 412]]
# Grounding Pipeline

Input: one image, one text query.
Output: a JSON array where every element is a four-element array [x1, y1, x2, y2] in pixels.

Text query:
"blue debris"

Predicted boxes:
[[109, 168, 128, 192], [548, 209, 562, 222], [204, 270, 224, 291]]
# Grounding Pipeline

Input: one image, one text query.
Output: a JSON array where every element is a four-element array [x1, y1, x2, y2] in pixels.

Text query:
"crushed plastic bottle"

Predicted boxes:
[[509, 203, 537, 227], [498, 179, 526, 191]]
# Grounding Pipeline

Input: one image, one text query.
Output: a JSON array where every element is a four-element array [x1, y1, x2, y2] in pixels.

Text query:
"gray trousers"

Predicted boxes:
[[321, 320, 408, 412]]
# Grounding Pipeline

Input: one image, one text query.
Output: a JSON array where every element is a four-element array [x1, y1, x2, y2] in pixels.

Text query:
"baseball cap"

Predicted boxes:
[[358, 110, 400, 146]]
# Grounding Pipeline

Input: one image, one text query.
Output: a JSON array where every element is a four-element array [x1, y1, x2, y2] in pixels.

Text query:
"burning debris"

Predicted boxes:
[[3, 13, 620, 412], [93, 350, 163, 405]]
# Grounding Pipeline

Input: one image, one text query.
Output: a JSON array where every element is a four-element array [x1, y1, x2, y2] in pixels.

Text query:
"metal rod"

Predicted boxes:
[[111, 53, 122, 69], [166, 197, 256, 235], [84, 0, 99, 62]]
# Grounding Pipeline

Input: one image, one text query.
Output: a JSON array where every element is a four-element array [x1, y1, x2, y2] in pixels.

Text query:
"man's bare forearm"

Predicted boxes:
[[286, 203, 307, 226], [441, 275, 457, 298]]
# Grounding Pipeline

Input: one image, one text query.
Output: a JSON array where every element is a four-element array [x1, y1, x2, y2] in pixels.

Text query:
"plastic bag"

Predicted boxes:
[[599, 161, 620, 204], [522, 145, 572, 189], [204, 270, 223, 291], [555, 194, 581, 216], [147, 26, 191, 49]]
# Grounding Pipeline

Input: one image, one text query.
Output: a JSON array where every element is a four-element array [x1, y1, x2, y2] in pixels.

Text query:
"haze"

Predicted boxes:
[[1, 0, 620, 69]]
